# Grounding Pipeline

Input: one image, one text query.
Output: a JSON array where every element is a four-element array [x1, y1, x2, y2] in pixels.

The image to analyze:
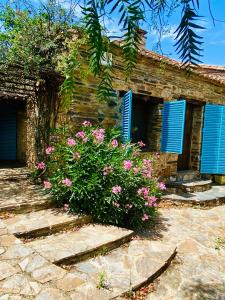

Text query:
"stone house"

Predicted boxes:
[[1, 31, 225, 180]]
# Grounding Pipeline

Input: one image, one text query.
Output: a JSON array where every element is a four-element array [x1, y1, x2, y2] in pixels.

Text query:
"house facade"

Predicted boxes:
[[1, 34, 225, 179]]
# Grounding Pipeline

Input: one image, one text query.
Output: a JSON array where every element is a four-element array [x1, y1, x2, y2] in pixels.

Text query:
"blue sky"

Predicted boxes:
[[144, 0, 225, 65]]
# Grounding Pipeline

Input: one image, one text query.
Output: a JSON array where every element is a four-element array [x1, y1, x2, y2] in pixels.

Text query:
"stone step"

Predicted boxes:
[[4, 209, 92, 238], [0, 180, 53, 214], [61, 240, 176, 299], [176, 170, 198, 182], [0, 167, 30, 181], [166, 179, 212, 194], [161, 185, 225, 207], [26, 224, 134, 265]]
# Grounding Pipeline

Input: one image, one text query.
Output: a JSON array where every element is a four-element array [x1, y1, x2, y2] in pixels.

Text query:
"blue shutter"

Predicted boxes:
[[161, 100, 186, 154], [0, 108, 17, 160], [200, 104, 225, 174], [122, 90, 132, 142]]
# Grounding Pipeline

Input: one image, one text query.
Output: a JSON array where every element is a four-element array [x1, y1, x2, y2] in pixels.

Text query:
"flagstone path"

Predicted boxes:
[[0, 168, 225, 299], [146, 206, 225, 300]]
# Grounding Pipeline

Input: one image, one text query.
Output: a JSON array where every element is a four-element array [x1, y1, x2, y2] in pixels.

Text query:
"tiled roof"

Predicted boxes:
[[113, 40, 225, 85]]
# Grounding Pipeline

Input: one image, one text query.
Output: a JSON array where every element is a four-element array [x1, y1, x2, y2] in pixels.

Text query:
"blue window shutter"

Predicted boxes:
[[200, 104, 225, 174], [161, 100, 186, 154], [122, 90, 132, 142]]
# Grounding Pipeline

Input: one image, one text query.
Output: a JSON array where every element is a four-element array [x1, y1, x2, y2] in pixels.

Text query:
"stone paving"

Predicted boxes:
[[27, 223, 133, 264], [4, 209, 91, 237], [0, 169, 52, 213], [162, 185, 225, 206], [146, 206, 225, 300]]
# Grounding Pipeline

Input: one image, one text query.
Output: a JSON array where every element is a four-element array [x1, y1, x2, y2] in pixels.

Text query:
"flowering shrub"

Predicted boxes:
[[35, 122, 165, 228]]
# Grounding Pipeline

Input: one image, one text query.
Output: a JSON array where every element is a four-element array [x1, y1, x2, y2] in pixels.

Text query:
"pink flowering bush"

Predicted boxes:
[[35, 123, 164, 228]]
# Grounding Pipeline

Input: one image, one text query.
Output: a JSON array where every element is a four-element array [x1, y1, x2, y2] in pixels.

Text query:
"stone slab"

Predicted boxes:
[[4, 209, 91, 237], [162, 185, 225, 206], [0, 180, 52, 214], [27, 224, 134, 264], [66, 240, 176, 297]]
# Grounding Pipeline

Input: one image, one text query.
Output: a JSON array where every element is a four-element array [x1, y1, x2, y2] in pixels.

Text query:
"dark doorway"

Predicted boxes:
[[0, 100, 26, 164], [177, 102, 194, 170]]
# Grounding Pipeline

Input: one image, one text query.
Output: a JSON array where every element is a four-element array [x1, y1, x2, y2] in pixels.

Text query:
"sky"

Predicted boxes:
[[143, 0, 225, 65], [1, 0, 225, 66]]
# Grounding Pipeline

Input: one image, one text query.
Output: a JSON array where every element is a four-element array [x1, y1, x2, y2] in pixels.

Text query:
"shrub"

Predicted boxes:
[[35, 122, 165, 228]]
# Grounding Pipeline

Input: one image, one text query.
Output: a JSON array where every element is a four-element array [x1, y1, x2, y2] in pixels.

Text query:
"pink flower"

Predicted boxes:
[[137, 187, 149, 197], [36, 162, 45, 170], [82, 120, 92, 127], [113, 201, 120, 208], [64, 203, 70, 211], [103, 166, 113, 176], [148, 196, 157, 203], [133, 167, 140, 174], [123, 160, 133, 170], [112, 185, 122, 194], [76, 131, 86, 139], [73, 152, 81, 159], [92, 129, 105, 143], [138, 141, 146, 148], [62, 178, 72, 187], [143, 159, 152, 167], [142, 170, 152, 179], [125, 204, 133, 209], [43, 180, 52, 189], [67, 138, 76, 146], [158, 182, 166, 190], [142, 213, 149, 221], [45, 146, 54, 155], [111, 139, 118, 148]]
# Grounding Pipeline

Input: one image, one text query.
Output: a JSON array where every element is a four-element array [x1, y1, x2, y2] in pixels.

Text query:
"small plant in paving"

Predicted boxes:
[[96, 270, 108, 290], [34, 122, 164, 228], [214, 237, 225, 250]]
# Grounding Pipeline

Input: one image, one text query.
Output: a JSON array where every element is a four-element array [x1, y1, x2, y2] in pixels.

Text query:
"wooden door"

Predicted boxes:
[[177, 103, 193, 170]]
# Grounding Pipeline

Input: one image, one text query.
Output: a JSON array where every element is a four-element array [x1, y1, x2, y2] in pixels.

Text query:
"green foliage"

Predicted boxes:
[[34, 123, 164, 228], [0, 0, 207, 104], [174, 1, 204, 66], [0, 0, 77, 74]]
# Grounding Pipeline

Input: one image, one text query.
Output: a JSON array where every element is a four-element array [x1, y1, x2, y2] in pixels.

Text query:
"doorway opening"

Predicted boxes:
[[177, 101, 196, 171], [0, 100, 27, 166], [131, 94, 162, 151]]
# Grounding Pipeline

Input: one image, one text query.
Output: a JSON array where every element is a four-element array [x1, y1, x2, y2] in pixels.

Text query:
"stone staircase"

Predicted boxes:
[[162, 170, 225, 207], [0, 208, 176, 299], [0, 167, 176, 299], [0, 167, 53, 214]]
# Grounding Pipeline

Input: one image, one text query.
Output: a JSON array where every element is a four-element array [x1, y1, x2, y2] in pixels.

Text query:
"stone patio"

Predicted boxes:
[[0, 168, 225, 299], [146, 206, 225, 300]]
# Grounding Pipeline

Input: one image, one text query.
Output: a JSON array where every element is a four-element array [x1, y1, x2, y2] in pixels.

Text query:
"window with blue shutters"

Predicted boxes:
[[122, 90, 132, 142], [160, 100, 186, 154], [201, 104, 225, 174]]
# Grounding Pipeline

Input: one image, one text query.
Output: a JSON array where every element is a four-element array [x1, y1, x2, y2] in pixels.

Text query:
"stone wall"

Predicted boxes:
[[2, 48, 225, 175], [0, 66, 60, 166], [190, 105, 204, 171]]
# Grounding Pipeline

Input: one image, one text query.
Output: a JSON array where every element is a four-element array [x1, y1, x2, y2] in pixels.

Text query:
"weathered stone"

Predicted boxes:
[[35, 288, 66, 300], [2, 244, 33, 260], [0, 262, 17, 281], [31, 265, 66, 283], [19, 254, 48, 273], [0, 235, 20, 247], [27, 224, 133, 263], [56, 273, 85, 291], [0, 274, 40, 296], [5, 209, 91, 238]]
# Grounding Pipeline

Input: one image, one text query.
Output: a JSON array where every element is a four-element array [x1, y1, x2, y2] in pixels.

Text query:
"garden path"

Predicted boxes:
[[0, 168, 225, 299], [146, 206, 225, 300]]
